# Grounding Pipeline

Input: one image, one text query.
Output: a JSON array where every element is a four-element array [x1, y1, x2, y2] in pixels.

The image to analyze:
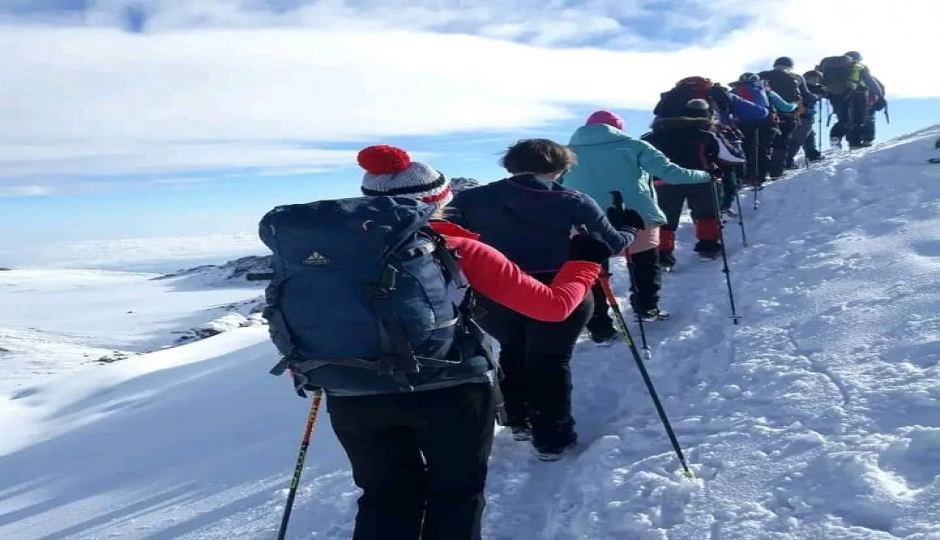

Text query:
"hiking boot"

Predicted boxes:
[[510, 424, 532, 441], [699, 251, 720, 261], [535, 440, 578, 462], [640, 308, 671, 322], [830, 137, 843, 149], [589, 324, 618, 346], [721, 207, 737, 218]]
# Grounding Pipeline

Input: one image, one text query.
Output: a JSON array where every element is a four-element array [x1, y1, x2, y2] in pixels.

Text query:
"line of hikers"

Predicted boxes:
[[260, 51, 885, 540]]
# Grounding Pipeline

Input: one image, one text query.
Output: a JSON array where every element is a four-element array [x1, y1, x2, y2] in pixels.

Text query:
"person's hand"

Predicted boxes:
[[568, 232, 614, 264], [711, 168, 724, 184], [606, 206, 645, 231]]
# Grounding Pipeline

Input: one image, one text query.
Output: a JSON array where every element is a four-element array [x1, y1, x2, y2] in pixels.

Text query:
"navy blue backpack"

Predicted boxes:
[[259, 196, 491, 395]]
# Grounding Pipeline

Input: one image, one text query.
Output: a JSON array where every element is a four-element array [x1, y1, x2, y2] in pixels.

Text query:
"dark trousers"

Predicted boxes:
[[739, 121, 776, 183], [477, 284, 593, 451], [655, 182, 721, 256], [787, 114, 822, 164], [768, 114, 797, 178], [328, 383, 496, 540], [858, 109, 877, 143], [587, 251, 660, 321], [830, 91, 870, 146], [719, 167, 742, 210]]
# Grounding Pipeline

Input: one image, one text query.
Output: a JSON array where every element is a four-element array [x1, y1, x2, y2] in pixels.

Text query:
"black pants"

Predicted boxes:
[[830, 90, 870, 146], [328, 383, 496, 540], [739, 121, 776, 183], [477, 283, 593, 451], [787, 114, 822, 164], [719, 166, 742, 210], [768, 114, 797, 178]]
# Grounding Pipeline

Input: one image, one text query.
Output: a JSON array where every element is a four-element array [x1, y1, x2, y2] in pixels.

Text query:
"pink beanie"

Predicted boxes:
[[585, 110, 625, 130]]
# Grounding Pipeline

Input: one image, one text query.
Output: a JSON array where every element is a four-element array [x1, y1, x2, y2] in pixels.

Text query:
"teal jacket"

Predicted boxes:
[[562, 124, 712, 227]]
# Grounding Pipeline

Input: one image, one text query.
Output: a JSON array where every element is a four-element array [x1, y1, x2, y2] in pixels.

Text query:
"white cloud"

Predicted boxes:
[[0, 0, 933, 186], [0, 185, 53, 197]]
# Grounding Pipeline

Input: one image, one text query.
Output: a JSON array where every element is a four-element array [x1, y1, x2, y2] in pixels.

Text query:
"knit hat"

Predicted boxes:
[[773, 56, 794, 68], [585, 110, 625, 130], [450, 177, 480, 195], [357, 145, 453, 208], [845, 51, 862, 61], [684, 99, 711, 118]]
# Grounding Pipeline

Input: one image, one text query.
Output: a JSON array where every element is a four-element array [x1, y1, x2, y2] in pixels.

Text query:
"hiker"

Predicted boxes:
[[729, 73, 798, 185], [713, 123, 748, 216], [653, 76, 733, 119], [786, 70, 827, 168], [759, 57, 816, 179], [449, 139, 643, 461], [260, 144, 624, 540], [561, 110, 712, 331], [818, 51, 884, 149], [858, 76, 887, 146], [718, 84, 770, 213], [641, 99, 745, 268]]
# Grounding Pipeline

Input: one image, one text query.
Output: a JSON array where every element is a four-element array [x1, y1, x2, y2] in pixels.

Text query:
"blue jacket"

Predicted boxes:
[[562, 124, 712, 227], [450, 174, 635, 274], [720, 93, 769, 125]]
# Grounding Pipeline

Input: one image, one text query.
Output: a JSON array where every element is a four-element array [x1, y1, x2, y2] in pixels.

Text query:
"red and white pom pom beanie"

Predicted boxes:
[[357, 145, 453, 209]]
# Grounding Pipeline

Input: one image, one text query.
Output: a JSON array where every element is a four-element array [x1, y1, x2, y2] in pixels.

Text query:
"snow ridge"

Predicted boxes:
[[2, 127, 940, 539]]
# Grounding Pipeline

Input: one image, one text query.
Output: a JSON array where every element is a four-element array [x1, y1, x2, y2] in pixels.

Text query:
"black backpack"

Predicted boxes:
[[654, 77, 729, 118], [759, 70, 802, 104], [818, 56, 857, 95]]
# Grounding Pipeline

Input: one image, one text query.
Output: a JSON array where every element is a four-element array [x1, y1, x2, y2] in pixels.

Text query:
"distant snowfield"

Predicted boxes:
[[0, 233, 265, 273], [0, 267, 264, 393], [2, 126, 940, 539]]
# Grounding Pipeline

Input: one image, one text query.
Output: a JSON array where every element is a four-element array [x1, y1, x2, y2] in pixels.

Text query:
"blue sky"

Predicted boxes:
[[0, 0, 935, 268]]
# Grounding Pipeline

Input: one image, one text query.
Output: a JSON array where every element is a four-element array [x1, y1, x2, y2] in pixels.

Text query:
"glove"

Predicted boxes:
[[606, 206, 645, 231], [568, 232, 614, 264], [711, 168, 724, 184]]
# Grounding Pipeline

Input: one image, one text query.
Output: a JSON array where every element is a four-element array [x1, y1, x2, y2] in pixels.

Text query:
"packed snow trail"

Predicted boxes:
[[2, 126, 940, 539]]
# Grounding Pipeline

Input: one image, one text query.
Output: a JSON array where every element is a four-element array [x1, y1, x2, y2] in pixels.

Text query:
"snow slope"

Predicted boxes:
[[2, 126, 940, 539], [0, 264, 264, 394]]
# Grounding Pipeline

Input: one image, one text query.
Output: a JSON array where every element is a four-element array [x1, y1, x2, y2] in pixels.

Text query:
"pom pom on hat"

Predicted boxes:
[[357, 145, 412, 175]]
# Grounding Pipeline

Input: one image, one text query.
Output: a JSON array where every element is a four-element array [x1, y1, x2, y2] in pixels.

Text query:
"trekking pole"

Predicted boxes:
[[818, 102, 825, 151], [884, 101, 890, 124], [752, 130, 761, 211], [277, 388, 324, 540], [580, 245, 694, 478], [608, 191, 652, 361], [710, 182, 741, 325], [731, 170, 748, 247], [626, 259, 651, 361]]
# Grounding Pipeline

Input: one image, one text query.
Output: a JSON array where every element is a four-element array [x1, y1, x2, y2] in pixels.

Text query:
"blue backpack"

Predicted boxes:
[[259, 196, 491, 395], [731, 80, 771, 110]]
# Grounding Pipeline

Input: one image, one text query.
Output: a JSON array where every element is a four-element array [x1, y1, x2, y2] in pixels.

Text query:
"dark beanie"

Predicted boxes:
[[773, 56, 794, 68], [684, 99, 711, 118]]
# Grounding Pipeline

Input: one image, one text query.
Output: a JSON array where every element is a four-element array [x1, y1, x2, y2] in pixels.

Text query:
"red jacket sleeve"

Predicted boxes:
[[446, 236, 600, 322]]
